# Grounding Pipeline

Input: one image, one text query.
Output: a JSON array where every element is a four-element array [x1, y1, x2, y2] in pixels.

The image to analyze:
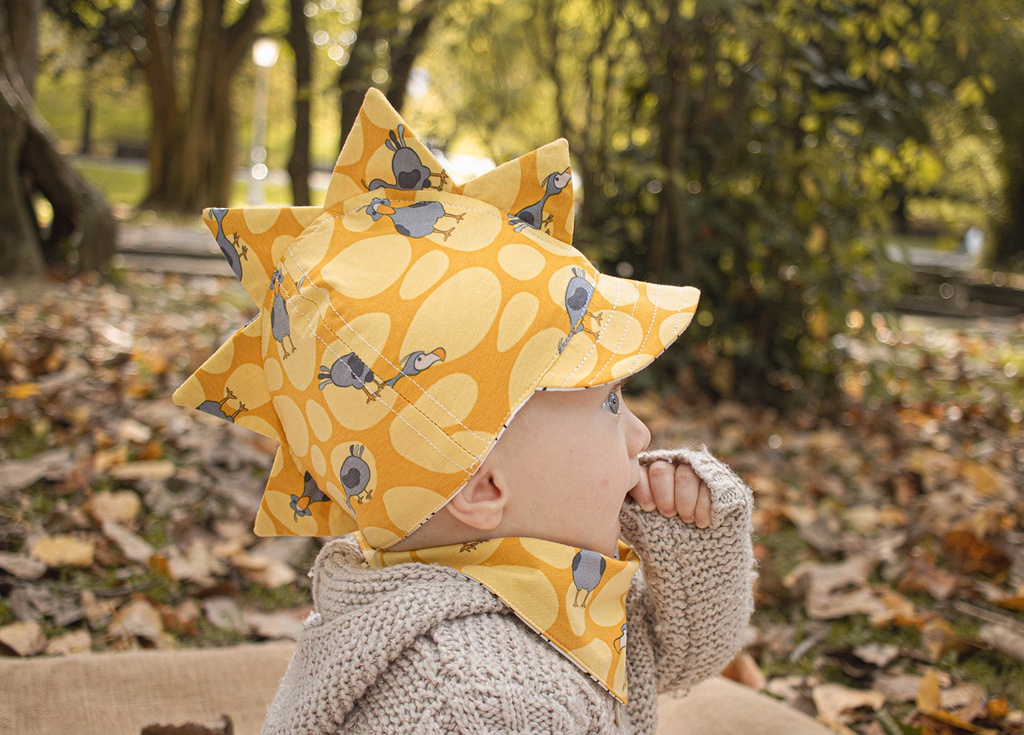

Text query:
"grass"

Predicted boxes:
[[72, 159, 325, 210]]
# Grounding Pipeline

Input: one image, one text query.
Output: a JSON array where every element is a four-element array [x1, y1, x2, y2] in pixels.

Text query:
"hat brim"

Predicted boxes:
[[536, 272, 699, 390]]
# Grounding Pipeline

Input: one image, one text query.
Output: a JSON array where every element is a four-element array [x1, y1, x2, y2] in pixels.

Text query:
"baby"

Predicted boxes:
[[174, 89, 757, 734]]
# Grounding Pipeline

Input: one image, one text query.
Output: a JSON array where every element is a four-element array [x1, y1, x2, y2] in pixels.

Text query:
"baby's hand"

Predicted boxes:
[[629, 460, 711, 528]]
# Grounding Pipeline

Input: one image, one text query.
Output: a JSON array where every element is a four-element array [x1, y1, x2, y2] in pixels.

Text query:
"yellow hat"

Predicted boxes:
[[173, 88, 699, 549]]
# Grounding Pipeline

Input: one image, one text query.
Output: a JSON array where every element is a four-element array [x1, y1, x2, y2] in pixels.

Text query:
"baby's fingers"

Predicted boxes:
[[674, 464, 702, 523], [628, 464, 657, 512]]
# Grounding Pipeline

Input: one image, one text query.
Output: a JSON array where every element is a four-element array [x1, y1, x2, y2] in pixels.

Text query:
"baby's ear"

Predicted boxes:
[[446, 464, 508, 531]]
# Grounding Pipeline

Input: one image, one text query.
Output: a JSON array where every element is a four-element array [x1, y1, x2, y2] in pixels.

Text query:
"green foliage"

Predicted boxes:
[[414, 0, 1007, 403]]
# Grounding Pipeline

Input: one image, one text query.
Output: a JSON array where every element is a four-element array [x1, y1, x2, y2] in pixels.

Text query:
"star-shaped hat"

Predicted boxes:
[[173, 88, 699, 548]]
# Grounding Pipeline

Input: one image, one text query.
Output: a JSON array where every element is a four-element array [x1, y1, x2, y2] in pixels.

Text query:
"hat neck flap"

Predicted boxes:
[[358, 533, 640, 704]]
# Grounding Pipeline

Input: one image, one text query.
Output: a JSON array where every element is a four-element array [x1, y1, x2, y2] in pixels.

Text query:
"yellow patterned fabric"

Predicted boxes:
[[172, 88, 700, 548], [357, 533, 640, 703]]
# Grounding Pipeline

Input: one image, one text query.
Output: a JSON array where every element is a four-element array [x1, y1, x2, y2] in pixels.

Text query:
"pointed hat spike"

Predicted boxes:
[[323, 87, 451, 210], [457, 138, 575, 245], [171, 312, 284, 442], [202, 206, 321, 308]]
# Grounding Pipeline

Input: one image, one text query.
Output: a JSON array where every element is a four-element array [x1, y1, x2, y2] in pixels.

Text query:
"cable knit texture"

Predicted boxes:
[[261, 447, 755, 735]]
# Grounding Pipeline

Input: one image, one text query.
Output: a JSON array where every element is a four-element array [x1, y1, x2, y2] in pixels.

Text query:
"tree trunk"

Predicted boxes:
[[0, 0, 115, 277], [386, 0, 443, 120], [287, 0, 311, 205], [0, 72, 43, 277], [143, 0, 264, 212], [337, 0, 396, 148]]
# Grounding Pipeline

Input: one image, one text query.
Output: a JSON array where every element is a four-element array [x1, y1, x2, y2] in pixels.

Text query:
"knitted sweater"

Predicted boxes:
[[262, 447, 756, 734]]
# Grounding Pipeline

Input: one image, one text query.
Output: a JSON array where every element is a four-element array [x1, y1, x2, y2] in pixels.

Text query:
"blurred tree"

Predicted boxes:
[[416, 0, 1003, 402], [52, 0, 265, 212], [287, 0, 311, 205], [981, 14, 1024, 270], [336, 0, 446, 146], [0, 0, 115, 277]]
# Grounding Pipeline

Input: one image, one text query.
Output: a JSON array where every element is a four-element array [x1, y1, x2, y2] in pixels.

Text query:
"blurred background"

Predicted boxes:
[[1, 1, 1023, 732]]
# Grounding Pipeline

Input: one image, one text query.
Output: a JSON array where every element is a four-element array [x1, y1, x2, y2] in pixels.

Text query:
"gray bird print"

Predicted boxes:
[[269, 269, 298, 358], [197, 387, 246, 423], [557, 267, 603, 354], [571, 548, 607, 608], [614, 623, 627, 653], [290, 471, 330, 520], [383, 347, 446, 389], [318, 352, 387, 403], [339, 444, 373, 512], [208, 208, 248, 281], [365, 197, 465, 240], [507, 169, 571, 233], [362, 125, 448, 191]]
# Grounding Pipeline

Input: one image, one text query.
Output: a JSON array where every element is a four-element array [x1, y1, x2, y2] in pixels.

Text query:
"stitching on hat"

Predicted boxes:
[[560, 270, 619, 388], [281, 240, 476, 442], [626, 283, 659, 376], [274, 267, 475, 472], [587, 278, 641, 388]]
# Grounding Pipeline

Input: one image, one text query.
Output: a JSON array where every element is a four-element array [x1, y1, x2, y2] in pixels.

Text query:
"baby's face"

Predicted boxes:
[[493, 380, 652, 557]]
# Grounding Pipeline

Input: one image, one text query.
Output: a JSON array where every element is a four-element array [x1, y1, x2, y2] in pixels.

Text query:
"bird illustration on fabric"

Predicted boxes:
[[460, 541, 485, 553], [571, 549, 607, 608], [208, 208, 248, 281], [507, 169, 571, 233], [362, 125, 448, 191], [197, 387, 247, 423], [318, 347, 446, 402], [383, 348, 447, 389], [269, 269, 298, 358], [365, 197, 465, 240], [318, 352, 387, 402], [290, 472, 330, 520], [614, 623, 627, 653], [339, 444, 373, 512], [558, 267, 603, 354]]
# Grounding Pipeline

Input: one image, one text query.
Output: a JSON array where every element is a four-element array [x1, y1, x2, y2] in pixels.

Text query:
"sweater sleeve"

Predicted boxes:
[[619, 446, 756, 696]]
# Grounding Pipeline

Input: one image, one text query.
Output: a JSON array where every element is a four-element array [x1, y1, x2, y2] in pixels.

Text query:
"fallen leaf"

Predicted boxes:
[[0, 552, 47, 580], [88, 489, 142, 525], [812, 683, 886, 723], [231, 553, 297, 589], [109, 460, 175, 481], [875, 674, 923, 703], [853, 642, 899, 668], [244, 609, 306, 640], [720, 651, 767, 691], [0, 448, 74, 496], [45, 629, 92, 655], [978, 623, 1024, 662], [101, 520, 155, 565], [28, 535, 95, 568], [201, 597, 245, 632], [0, 620, 47, 656], [921, 617, 960, 662], [140, 715, 233, 735], [942, 531, 1011, 578], [917, 669, 942, 713], [110, 598, 173, 647], [116, 417, 153, 444], [5, 382, 41, 399], [785, 556, 887, 620], [80, 589, 117, 628]]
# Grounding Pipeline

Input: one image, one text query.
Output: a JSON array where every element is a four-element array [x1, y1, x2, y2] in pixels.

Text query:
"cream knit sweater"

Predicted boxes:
[[262, 447, 756, 734]]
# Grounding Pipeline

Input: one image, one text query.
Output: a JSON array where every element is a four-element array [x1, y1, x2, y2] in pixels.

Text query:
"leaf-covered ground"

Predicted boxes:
[[1, 273, 1022, 735]]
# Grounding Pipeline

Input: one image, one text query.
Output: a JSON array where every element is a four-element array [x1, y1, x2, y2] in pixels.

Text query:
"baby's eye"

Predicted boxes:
[[603, 389, 620, 415]]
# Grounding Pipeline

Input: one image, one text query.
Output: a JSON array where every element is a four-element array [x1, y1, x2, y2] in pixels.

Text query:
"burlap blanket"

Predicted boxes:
[[0, 643, 831, 735]]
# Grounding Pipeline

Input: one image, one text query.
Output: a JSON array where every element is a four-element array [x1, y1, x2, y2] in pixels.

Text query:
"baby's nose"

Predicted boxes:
[[627, 411, 652, 457]]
